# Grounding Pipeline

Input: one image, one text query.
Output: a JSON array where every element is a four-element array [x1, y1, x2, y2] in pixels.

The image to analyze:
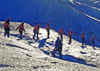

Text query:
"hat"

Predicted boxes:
[[8, 17, 10, 20], [22, 22, 24, 24]]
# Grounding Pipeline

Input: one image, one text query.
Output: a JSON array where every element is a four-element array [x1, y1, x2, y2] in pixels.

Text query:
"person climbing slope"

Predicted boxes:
[[33, 24, 40, 39], [67, 29, 74, 44], [52, 37, 62, 59], [46, 22, 50, 38], [81, 31, 86, 47], [16, 22, 25, 39], [91, 34, 95, 49], [58, 27, 65, 41], [4, 21, 10, 37]]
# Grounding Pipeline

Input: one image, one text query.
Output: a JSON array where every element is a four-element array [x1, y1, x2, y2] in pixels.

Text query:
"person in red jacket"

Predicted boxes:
[[46, 22, 50, 38], [4, 21, 10, 37], [58, 27, 65, 41], [67, 29, 74, 44], [91, 34, 95, 49], [33, 24, 40, 39], [81, 31, 86, 47], [16, 22, 25, 39]]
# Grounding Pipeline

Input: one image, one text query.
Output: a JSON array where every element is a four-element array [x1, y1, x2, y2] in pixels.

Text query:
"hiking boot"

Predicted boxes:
[[52, 53, 56, 57], [33, 36, 35, 39], [37, 37, 39, 39], [60, 57, 62, 59]]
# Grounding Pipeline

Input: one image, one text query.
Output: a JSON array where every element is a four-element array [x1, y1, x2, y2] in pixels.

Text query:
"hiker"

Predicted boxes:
[[16, 22, 25, 39], [91, 34, 95, 49], [58, 27, 65, 41], [33, 24, 40, 39], [4, 21, 10, 37], [6, 17, 10, 24], [52, 37, 62, 59], [81, 31, 86, 47], [67, 29, 74, 44], [46, 22, 50, 38]]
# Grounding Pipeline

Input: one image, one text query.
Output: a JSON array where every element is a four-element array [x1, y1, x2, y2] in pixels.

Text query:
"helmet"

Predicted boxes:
[[61, 27, 63, 29], [38, 24, 40, 26], [22, 22, 24, 24], [70, 29, 72, 31], [8, 17, 10, 20], [92, 34, 95, 37]]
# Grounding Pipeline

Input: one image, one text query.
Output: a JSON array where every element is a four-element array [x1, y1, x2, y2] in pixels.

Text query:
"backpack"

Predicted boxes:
[[4, 23, 9, 29]]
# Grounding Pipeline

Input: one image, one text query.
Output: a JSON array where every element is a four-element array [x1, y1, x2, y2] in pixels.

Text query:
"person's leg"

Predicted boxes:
[[33, 31, 36, 39], [83, 38, 86, 46], [81, 38, 83, 47], [93, 44, 94, 48], [47, 30, 50, 38], [58, 50, 62, 59], [61, 34, 63, 40], [37, 31, 39, 39], [48, 34, 49, 38], [70, 36, 72, 43], [69, 36, 71, 43], [7, 29, 9, 37], [19, 31, 22, 39], [52, 49, 57, 57], [7, 34, 9, 37], [4, 33, 6, 36], [4, 29, 6, 37], [93, 41, 95, 49], [33, 34, 35, 39]]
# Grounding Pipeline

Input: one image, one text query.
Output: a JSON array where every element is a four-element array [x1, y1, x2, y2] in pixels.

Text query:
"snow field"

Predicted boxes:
[[0, 21, 100, 71]]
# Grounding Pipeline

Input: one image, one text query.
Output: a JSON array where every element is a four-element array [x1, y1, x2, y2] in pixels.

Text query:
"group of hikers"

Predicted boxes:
[[4, 17, 95, 59]]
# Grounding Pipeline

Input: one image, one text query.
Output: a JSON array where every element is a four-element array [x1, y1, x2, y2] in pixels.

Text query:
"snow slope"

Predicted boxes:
[[0, 0, 100, 47], [0, 21, 100, 71]]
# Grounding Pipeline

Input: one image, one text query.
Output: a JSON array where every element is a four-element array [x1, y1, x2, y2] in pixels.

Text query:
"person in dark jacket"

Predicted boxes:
[[52, 37, 62, 59], [16, 22, 25, 39], [33, 24, 40, 39], [81, 31, 86, 47], [91, 34, 95, 49], [67, 29, 74, 44], [4, 21, 10, 37], [46, 22, 50, 38], [58, 27, 65, 41]]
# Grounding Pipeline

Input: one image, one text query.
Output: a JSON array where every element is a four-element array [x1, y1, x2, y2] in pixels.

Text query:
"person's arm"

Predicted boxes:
[[16, 25, 20, 30], [23, 28, 25, 32]]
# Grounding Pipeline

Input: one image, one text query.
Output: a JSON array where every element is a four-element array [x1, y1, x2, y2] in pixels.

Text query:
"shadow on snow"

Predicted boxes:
[[62, 55, 97, 67], [6, 44, 28, 51], [39, 38, 47, 48], [0, 64, 14, 67]]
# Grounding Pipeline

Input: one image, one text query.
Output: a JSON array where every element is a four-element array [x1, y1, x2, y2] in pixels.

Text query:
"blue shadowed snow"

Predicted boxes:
[[50, 51, 97, 67], [39, 38, 47, 48], [0, 64, 14, 67]]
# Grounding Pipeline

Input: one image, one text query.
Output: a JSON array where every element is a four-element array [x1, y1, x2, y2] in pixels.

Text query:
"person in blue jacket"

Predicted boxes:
[[52, 37, 62, 59]]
